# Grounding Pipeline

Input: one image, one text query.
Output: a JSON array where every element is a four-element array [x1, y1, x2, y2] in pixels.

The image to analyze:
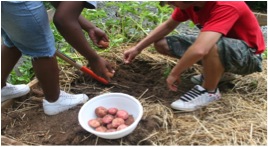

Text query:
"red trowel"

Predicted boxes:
[[55, 50, 109, 85]]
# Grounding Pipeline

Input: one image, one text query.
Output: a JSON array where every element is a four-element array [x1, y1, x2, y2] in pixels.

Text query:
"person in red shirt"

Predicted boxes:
[[123, 1, 265, 111]]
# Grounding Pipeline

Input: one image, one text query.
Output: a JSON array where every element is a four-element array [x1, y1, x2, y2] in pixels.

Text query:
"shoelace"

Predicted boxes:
[[180, 86, 207, 102]]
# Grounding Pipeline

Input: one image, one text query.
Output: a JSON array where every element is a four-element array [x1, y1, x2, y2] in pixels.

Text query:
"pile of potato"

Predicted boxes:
[[88, 106, 134, 132]]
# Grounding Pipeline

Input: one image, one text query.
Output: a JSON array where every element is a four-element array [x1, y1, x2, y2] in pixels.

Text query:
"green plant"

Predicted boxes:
[[262, 49, 267, 59], [188, 21, 196, 28], [9, 57, 35, 84], [245, 1, 267, 12], [163, 65, 172, 78], [43, 1, 53, 9], [81, 1, 173, 49]]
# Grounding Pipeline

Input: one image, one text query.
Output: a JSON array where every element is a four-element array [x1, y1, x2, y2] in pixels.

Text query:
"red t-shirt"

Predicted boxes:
[[171, 1, 265, 54]]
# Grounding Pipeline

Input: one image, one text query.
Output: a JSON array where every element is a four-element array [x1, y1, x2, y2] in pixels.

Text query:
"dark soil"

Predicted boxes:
[[1, 58, 234, 145]]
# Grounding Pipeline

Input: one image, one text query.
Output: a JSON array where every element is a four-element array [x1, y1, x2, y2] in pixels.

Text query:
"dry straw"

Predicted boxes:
[[24, 44, 267, 145]]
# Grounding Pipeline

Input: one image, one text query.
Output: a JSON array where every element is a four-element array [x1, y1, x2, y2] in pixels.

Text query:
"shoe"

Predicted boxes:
[[171, 85, 221, 111], [1, 83, 30, 102], [190, 73, 236, 85], [43, 90, 89, 115]]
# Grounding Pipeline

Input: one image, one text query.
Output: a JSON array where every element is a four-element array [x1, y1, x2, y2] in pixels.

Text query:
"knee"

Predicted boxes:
[[154, 39, 168, 55], [203, 45, 219, 60]]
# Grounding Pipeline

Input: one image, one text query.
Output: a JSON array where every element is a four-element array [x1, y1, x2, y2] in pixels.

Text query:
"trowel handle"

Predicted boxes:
[[55, 50, 109, 85]]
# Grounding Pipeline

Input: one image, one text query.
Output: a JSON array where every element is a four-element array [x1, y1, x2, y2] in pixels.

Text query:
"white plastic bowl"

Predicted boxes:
[[78, 93, 143, 139]]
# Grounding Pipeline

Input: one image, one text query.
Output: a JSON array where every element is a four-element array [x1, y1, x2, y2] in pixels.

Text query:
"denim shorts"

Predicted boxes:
[[1, 1, 56, 57], [166, 34, 263, 75]]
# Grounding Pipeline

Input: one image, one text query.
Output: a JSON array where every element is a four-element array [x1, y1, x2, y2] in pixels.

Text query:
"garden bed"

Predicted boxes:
[[1, 45, 267, 145]]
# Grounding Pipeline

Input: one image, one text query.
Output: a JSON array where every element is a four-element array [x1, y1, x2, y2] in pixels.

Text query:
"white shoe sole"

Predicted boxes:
[[44, 104, 78, 115], [170, 104, 199, 112]]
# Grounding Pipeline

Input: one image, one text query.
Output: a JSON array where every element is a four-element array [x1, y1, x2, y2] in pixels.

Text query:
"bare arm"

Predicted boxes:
[[135, 17, 180, 52], [50, 2, 95, 32], [78, 16, 109, 46], [51, 1, 113, 80], [50, 2, 108, 46], [52, 2, 99, 61], [124, 17, 180, 63], [78, 15, 96, 31], [167, 31, 222, 91]]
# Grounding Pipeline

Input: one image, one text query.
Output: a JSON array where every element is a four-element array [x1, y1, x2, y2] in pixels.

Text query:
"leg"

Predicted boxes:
[[1, 45, 30, 102], [1, 45, 22, 88], [154, 38, 177, 57], [202, 45, 224, 91], [2, 2, 60, 102], [155, 35, 197, 59], [2, 2, 88, 115], [170, 49, 223, 112], [32, 56, 60, 102], [169, 37, 222, 111]]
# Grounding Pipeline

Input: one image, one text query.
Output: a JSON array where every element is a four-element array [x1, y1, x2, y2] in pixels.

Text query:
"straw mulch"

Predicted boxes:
[[1, 44, 266, 145], [58, 44, 267, 145]]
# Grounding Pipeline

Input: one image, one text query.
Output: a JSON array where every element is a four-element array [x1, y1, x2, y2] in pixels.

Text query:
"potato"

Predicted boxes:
[[125, 115, 134, 125], [88, 119, 101, 128], [95, 106, 107, 117], [102, 114, 114, 124], [106, 71, 115, 78], [108, 107, 118, 115], [112, 118, 125, 128], [117, 124, 128, 131], [96, 117, 103, 125], [95, 126, 107, 132], [106, 123, 114, 129], [98, 40, 109, 48], [116, 110, 129, 120]]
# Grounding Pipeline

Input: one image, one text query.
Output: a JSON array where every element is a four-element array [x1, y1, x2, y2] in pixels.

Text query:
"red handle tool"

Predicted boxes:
[[55, 50, 109, 85]]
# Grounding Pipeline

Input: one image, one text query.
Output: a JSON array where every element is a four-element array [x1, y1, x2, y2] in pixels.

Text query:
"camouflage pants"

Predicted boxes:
[[166, 34, 263, 75]]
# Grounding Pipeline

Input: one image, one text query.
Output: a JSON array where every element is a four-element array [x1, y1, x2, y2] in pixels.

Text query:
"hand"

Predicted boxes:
[[88, 57, 114, 82], [166, 73, 180, 92], [88, 27, 109, 48], [123, 47, 141, 64]]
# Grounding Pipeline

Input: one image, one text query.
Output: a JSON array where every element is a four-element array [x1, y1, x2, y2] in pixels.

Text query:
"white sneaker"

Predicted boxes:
[[171, 85, 221, 111], [1, 83, 30, 102], [190, 73, 236, 85], [43, 90, 89, 115]]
